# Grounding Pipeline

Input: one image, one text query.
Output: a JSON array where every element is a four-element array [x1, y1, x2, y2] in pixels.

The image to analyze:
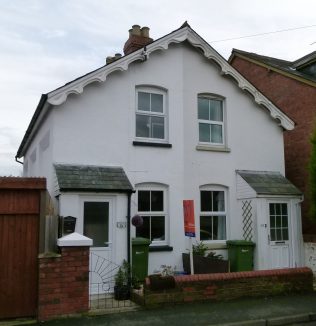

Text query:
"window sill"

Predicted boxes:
[[133, 141, 172, 148], [196, 145, 231, 153], [149, 245, 173, 252], [203, 242, 228, 250]]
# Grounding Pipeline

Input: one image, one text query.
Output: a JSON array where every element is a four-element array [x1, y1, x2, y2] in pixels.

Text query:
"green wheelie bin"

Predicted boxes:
[[227, 240, 255, 272], [132, 237, 151, 281]]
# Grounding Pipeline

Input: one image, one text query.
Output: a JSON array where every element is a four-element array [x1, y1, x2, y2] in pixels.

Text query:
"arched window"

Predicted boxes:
[[199, 185, 227, 241], [135, 87, 167, 142], [135, 183, 168, 245], [198, 94, 225, 146]]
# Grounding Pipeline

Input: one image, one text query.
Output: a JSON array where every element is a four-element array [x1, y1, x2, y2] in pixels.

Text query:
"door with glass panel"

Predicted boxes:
[[82, 198, 113, 295], [267, 202, 291, 269]]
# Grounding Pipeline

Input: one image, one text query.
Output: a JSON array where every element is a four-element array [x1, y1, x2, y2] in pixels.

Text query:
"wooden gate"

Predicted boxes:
[[0, 178, 46, 319]]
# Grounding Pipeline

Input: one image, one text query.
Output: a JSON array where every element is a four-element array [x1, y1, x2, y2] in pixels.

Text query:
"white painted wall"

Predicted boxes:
[[24, 43, 289, 273], [305, 242, 316, 274]]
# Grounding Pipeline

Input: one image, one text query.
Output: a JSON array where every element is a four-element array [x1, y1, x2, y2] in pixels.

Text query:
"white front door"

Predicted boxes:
[[267, 202, 291, 269], [81, 197, 115, 295]]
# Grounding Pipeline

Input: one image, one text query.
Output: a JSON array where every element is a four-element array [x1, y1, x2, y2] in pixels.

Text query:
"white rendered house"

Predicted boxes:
[[16, 23, 304, 291]]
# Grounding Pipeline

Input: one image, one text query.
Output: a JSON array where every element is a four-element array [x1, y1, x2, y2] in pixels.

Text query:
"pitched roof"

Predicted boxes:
[[16, 24, 295, 158], [54, 164, 134, 193], [229, 49, 316, 85], [237, 170, 302, 196]]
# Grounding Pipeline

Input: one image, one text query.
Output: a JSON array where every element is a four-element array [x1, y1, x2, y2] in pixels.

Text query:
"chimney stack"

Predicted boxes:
[[123, 25, 153, 55]]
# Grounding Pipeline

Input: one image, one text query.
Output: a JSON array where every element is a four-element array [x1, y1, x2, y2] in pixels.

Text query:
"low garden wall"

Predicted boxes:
[[139, 267, 313, 307], [38, 246, 90, 321]]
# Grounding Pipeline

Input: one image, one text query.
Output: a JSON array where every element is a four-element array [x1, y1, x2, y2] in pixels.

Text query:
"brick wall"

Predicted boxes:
[[231, 56, 316, 235], [38, 246, 89, 321], [142, 268, 313, 306]]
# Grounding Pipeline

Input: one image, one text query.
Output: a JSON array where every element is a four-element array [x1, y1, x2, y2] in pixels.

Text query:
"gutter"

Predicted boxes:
[[15, 157, 23, 165], [16, 94, 48, 159]]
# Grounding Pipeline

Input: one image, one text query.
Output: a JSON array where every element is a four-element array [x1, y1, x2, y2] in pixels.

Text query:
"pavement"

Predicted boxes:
[[3, 292, 316, 326]]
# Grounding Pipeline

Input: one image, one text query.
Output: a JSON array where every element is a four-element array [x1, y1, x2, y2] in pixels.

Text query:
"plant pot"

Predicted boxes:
[[148, 274, 176, 291], [182, 253, 229, 274], [114, 285, 130, 300]]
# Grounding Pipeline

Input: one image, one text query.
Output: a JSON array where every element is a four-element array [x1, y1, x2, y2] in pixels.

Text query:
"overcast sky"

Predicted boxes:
[[1, 0, 316, 176]]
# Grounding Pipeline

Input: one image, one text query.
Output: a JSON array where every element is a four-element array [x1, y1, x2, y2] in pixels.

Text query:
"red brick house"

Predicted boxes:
[[229, 50, 316, 239]]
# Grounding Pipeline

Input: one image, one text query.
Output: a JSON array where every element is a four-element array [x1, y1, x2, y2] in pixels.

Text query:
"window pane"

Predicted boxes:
[[199, 123, 210, 142], [276, 216, 281, 227], [282, 228, 289, 240], [151, 93, 163, 113], [269, 203, 275, 215], [211, 124, 223, 143], [213, 191, 225, 211], [151, 191, 163, 211], [136, 114, 150, 138], [138, 92, 150, 111], [198, 98, 209, 120], [276, 228, 282, 240], [84, 202, 109, 247], [209, 99, 223, 121], [275, 204, 281, 215], [200, 215, 213, 240], [136, 216, 150, 239], [270, 215, 275, 228], [270, 228, 276, 241], [200, 215, 226, 240], [281, 204, 288, 215], [151, 116, 164, 139], [201, 191, 212, 211], [138, 191, 150, 211], [213, 216, 226, 240], [282, 215, 288, 227], [151, 216, 165, 241]]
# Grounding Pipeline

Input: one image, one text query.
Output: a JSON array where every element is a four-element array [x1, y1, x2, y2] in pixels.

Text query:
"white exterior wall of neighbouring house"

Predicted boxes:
[[23, 43, 286, 273]]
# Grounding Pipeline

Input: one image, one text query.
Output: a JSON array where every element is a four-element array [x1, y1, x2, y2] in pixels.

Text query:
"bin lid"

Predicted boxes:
[[226, 240, 255, 246], [132, 237, 151, 245]]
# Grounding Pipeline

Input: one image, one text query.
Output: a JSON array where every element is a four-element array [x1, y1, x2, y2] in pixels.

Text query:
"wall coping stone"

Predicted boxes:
[[57, 232, 93, 247]]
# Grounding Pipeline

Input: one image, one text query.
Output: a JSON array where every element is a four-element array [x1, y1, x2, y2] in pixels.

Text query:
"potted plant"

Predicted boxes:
[[182, 241, 229, 274], [114, 260, 130, 300], [148, 265, 176, 291]]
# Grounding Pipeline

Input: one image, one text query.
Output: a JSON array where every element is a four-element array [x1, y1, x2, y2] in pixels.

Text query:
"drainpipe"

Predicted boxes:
[[127, 192, 132, 265]]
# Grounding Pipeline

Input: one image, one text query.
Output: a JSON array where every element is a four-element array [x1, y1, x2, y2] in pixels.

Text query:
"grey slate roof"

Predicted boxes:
[[231, 49, 316, 84], [237, 170, 302, 196], [54, 164, 134, 193]]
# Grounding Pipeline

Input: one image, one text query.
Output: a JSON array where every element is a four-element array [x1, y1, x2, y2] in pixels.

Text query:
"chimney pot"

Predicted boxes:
[[132, 24, 141, 36], [123, 25, 153, 55], [141, 27, 150, 38], [106, 56, 113, 64]]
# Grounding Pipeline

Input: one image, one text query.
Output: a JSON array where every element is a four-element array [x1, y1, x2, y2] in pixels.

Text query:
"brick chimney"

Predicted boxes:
[[123, 25, 153, 55]]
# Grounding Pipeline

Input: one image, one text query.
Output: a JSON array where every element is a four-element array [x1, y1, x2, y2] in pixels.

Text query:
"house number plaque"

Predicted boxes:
[[116, 221, 127, 228]]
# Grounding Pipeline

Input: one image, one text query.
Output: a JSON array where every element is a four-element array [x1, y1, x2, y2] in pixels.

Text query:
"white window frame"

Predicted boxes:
[[135, 183, 168, 246], [197, 94, 225, 147], [199, 185, 227, 242], [135, 86, 168, 142], [268, 201, 290, 244]]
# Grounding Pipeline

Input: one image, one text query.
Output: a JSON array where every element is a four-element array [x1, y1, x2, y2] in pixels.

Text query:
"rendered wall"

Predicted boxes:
[[28, 44, 287, 273]]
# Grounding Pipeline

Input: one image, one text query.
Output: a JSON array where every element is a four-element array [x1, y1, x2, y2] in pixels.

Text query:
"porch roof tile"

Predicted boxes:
[[237, 170, 302, 196], [54, 164, 134, 193]]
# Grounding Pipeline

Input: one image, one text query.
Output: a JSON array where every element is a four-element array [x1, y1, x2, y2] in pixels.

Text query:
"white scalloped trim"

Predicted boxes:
[[47, 26, 294, 130]]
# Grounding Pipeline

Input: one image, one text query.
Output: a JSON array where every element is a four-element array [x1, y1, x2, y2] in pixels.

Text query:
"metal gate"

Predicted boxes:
[[0, 179, 44, 319]]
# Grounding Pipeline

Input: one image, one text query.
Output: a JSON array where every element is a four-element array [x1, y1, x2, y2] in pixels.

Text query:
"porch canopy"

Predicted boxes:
[[236, 170, 302, 197], [54, 164, 134, 193]]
